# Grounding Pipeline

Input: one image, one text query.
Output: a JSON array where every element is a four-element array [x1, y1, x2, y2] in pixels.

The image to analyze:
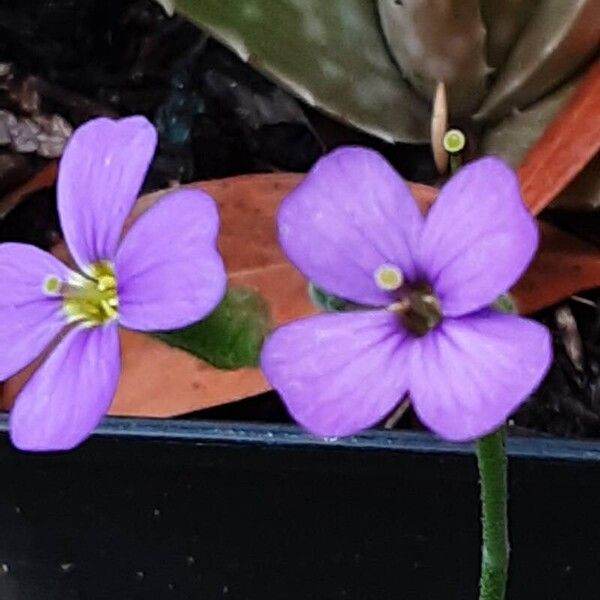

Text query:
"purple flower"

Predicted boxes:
[[261, 148, 552, 441], [0, 117, 226, 451]]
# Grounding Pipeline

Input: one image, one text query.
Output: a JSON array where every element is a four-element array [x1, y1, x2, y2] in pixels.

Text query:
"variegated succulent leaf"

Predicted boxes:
[[479, 0, 541, 71], [172, 0, 597, 138], [475, 0, 600, 122], [174, 0, 430, 143], [377, 0, 489, 117], [169, 0, 598, 209], [481, 79, 578, 167]]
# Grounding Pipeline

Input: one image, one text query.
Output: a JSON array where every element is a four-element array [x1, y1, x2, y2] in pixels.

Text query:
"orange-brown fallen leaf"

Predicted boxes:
[[519, 58, 600, 215], [512, 222, 600, 315]]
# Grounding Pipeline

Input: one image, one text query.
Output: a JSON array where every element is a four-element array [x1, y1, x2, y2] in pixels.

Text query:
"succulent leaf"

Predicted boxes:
[[377, 0, 489, 117], [479, 0, 540, 70], [175, 0, 430, 142], [481, 80, 577, 167], [475, 0, 600, 122]]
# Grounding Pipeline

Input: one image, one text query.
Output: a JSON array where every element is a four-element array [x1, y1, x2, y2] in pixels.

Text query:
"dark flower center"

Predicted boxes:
[[374, 264, 443, 336], [396, 283, 442, 337]]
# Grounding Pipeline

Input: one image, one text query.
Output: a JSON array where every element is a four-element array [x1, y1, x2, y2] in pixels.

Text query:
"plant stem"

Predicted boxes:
[[476, 427, 509, 600]]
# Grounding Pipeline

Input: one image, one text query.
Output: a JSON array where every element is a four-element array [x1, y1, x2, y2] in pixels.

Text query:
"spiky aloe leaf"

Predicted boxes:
[[479, 0, 540, 69], [475, 0, 600, 122], [174, 0, 430, 143], [481, 79, 577, 167], [552, 155, 600, 210], [377, 0, 489, 116]]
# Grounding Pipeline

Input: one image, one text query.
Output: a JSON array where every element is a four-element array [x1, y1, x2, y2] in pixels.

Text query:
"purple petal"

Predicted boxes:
[[115, 188, 226, 331], [261, 310, 410, 437], [10, 324, 120, 451], [0, 243, 71, 380], [278, 147, 424, 306], [409, 310, 552, 441], [58, 116, 157, 269], [418, 157, 538, 317]]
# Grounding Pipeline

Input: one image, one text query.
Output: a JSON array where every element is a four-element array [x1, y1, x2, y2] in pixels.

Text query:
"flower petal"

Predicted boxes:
[[115, 189, 226, 331], [409, 310, 552, 441], [9, 324, 120, 451], [58, 116, 157, 269], [261, 310, 410, 437], [278, 147, 424, 306], [0, 243, 71, 380], [418, 157, 538, 317]]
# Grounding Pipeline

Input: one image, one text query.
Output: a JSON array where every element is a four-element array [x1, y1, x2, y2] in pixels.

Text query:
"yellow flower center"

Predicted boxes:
[[44, 261, 119, 327]]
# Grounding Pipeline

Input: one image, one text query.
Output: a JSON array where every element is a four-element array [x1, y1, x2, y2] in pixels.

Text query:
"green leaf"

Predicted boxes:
[[174, 0, 429, 143], [493, 294, 518, 315], [156, 288, 272, 369], [475, 0, 600, 123], [308, 283, 363, 313], [377, 0, 489, 117]]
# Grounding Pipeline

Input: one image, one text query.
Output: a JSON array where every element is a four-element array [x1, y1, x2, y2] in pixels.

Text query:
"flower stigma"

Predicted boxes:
[[43, 276, 62, 295], [374, 263, 404, 291], [44, 261, 119, 327], [443, 128, 466, 154]]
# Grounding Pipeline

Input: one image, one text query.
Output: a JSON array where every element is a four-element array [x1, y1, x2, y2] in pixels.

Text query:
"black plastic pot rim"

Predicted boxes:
[[1, 413, 599, 462]]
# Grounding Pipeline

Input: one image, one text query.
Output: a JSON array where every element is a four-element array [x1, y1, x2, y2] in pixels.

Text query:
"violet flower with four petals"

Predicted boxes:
[[261, 148, 552, 441], [0, 117, 226, 451]]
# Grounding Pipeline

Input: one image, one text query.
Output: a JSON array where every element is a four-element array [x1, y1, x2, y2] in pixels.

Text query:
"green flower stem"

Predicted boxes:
[[449, 153, 462, 174], [476, 427, 509, 600]]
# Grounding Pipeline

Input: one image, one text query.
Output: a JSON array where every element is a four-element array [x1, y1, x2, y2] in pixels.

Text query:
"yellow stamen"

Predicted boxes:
[[44, 260, 119, 327]]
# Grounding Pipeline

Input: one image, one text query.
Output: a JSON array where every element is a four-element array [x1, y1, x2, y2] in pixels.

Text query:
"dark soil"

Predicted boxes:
[[0, 0, 598, 439]]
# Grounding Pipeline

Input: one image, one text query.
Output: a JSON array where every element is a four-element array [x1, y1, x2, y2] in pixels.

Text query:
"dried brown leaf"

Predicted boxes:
[[512, 222, 600, 315], [518, 57, 600, 214]]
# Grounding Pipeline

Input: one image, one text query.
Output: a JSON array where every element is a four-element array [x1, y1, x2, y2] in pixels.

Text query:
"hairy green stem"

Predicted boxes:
[[476, 427, 509, 600]]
